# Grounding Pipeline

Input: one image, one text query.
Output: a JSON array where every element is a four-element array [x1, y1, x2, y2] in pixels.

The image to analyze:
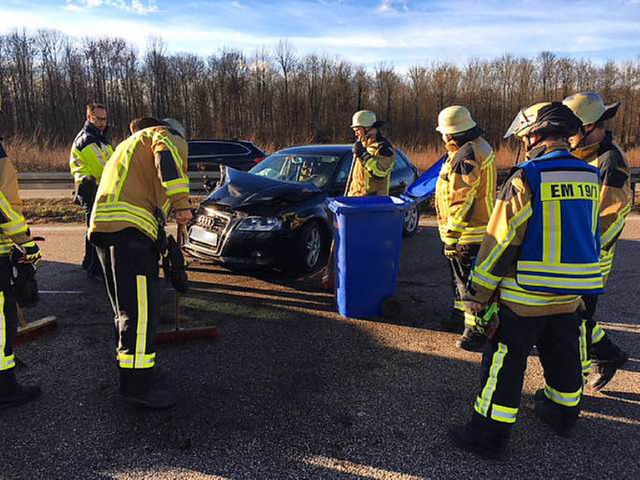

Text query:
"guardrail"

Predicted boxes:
[[18, 171, 220, 193]]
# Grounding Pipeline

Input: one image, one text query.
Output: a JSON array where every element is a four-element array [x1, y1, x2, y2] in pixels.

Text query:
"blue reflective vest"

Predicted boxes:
[[516, 150, 604, 295]]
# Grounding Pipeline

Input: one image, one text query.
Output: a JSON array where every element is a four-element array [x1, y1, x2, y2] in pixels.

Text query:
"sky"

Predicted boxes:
[[1, 0, 639, 69]]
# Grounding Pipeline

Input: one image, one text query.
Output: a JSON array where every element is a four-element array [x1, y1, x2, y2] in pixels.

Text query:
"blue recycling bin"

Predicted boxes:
[[327, 196, 407, 318]]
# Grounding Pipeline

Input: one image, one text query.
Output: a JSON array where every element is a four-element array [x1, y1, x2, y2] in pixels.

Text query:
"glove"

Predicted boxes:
[[11, 263, 39, 308], [352, 141, 370, 161], [13, 241, 42, 265], [444, 243, 458, 258], [471, 302, 500, 338], [161, 235, 189, 294]]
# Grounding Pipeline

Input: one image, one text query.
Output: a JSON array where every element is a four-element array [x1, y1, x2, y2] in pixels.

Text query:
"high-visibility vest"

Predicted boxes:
[[516, 150, 604, 295]]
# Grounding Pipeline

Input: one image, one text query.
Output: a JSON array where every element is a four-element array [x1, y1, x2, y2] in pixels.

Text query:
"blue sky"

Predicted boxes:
[[1, 0, 639, 69]]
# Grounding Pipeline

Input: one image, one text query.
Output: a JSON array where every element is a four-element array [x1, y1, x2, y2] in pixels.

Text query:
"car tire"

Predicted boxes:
[[291, 221, 328, 274], [403, 203, 420, 237]]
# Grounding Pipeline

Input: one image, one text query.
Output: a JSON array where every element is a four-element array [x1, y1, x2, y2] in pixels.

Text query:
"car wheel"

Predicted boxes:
[[292, 221, 327, 274], [403, 203, 420, 237]]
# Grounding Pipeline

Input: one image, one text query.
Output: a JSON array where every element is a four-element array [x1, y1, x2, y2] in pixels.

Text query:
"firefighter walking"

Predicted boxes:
[[69, 103, 114, 278], [563, 91, 632, 391], [434, 106, 496, 349], [88, 117, 191, 409], [0, 136, 42, 410], [450, 103, 603, 459]]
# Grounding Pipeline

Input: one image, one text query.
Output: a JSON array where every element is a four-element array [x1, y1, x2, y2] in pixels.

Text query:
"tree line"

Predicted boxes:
[[1, 29, 639, 151]]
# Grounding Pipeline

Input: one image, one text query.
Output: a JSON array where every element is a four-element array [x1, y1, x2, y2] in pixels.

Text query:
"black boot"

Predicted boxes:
[[456, 326, 488, 352], [0, 369, 41, 411], [119, 369, 177, 409], [441, 310, 465, 333], [589, 351, 628, 392], [534, 389, 579, 438], [449, 422, 510, 461]]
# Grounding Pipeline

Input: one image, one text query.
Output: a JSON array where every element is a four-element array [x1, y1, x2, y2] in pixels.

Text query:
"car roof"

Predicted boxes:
[[274, 144, 410, 160]]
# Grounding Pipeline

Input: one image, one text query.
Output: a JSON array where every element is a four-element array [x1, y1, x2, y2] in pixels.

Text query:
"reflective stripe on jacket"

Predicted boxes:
[[435, 136, 496, 245], [0, 146, 32, 256], [516, 151, 604, 295], [89, 126, 190, 241], [572, 131, 632, 281], [69, 121, 114, 184], [346, 133, 395, 197]]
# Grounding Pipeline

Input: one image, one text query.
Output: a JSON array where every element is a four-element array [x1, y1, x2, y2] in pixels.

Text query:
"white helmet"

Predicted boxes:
[[562, 92, 619, 126], [351, 110, 383, 128], [162, 117, 186, 137], [436, 106, 476, 135]]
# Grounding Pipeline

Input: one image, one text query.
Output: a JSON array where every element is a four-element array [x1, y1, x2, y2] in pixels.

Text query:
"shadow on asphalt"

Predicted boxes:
[[2, 228, 640, 478]]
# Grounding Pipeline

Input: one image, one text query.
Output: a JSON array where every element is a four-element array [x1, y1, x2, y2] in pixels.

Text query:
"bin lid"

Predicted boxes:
[[402, 155, 445, 203], [326, 195, 407, 214]]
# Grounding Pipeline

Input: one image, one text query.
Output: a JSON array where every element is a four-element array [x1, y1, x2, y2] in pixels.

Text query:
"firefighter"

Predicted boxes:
[[434, 106, 496, 349], [69, 103, 114, 278], [88, 117, 191, 409], [347, 110, 396, 197], [0, 136, 42, 410], [450, 103, 603, 460], [563, 92, 632, 391], [321, 110, 395, 289]]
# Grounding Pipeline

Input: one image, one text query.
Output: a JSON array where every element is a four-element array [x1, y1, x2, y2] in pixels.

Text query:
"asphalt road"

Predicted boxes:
[[2, 216, 639, 479]]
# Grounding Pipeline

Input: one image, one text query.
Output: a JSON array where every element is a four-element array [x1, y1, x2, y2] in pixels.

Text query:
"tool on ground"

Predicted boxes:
[[155, 221, 219, 344]]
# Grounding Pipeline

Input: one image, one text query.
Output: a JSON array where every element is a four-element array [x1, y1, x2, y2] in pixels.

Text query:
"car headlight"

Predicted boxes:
[[237, 216, 283, 232]]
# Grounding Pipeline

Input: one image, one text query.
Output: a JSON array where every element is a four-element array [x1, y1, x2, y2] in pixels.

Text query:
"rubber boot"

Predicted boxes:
[[449, 421, 510, 461], [119, 369, 177, 409], [456, 326, 488, 352], [441, 310, 465, 333], [589, 351, 628, 392], [0, 369, 41, 411], [534, 389, 579, 438]]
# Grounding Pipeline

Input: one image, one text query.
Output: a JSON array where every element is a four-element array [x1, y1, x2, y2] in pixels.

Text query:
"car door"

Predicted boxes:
[[390, 150, 418, 196]]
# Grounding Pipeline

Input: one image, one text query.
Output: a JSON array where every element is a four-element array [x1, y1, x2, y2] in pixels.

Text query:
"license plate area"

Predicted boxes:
[[189, 225, 219, 247]]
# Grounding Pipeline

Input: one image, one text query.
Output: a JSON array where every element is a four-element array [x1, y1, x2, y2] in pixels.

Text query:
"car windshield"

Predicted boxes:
[[249, 154, 341, 188]]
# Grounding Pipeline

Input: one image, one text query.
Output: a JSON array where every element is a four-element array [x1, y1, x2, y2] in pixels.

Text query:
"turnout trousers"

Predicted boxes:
[[579, 294, 626, 376], [94, 228, 160, 370], [446, 243, 481, 327], [0, 258, 17, 373], [472, 305, 582, 431]]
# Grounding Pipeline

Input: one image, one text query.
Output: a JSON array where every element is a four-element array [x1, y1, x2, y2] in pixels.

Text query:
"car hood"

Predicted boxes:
[[202, 167, 323, 214]]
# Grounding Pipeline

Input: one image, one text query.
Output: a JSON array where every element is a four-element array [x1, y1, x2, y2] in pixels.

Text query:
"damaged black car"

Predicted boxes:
[[183, 145, 420, 273]]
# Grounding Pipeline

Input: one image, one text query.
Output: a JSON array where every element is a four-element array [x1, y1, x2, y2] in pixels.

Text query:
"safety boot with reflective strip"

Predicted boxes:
[[534, 388, 580, 438]]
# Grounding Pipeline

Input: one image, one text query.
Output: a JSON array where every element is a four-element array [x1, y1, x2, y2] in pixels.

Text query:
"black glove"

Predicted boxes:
[[352, 141, 371, 161], [161, 235, 189, 294], [443, 243, 458, 258], [10, 248, 39, 308]]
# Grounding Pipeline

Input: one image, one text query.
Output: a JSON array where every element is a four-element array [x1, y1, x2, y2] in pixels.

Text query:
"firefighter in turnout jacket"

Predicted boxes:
[[347, 110, 395, 197], [0, 137, 42, 410], [563, 92, 632, 391], [450, 103, 603, 460], [435, 106, 496, 348], [89, 118, 191, 409], [69, 103, 114, 278]]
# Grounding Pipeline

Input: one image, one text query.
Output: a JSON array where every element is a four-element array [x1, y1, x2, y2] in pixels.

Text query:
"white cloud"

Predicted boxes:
[[377, 0, 408, 14], [66, 0, 158, 15]]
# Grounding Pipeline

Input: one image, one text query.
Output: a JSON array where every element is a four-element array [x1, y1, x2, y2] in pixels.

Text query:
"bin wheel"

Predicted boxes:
[[381, 297, 402, 319]]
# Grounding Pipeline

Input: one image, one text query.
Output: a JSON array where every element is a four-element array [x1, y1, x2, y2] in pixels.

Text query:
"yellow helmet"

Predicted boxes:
[[351, 110, 383, 128], [504, 102, 582, 139], [436, 106, 476, 135], [562, 91, 619, 126]]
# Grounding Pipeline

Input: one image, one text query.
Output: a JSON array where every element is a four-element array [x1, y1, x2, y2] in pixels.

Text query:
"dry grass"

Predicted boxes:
[[404, 145, 640, 173], [3, 136, 639, 174], [5, 137, 69, 172], [22, 198, 84, 223]]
